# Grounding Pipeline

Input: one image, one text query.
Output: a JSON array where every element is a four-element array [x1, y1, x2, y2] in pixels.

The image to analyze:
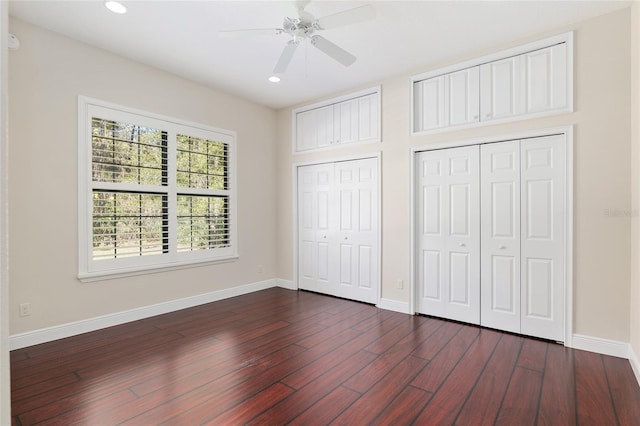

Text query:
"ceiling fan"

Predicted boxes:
[[218, 3, 376, 74]]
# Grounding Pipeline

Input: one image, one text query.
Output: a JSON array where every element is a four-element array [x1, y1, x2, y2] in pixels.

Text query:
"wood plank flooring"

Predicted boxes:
[[10, 288, 640, 425]]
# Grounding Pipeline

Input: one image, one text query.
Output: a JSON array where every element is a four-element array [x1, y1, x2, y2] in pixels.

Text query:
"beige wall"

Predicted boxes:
[[630, 1, 640, 360], [276, 8, 632, 342], [8, 18, 278, 335]]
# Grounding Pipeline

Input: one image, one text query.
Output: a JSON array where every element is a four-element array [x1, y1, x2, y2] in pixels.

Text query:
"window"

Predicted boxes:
[[78, 97, 237, 280]]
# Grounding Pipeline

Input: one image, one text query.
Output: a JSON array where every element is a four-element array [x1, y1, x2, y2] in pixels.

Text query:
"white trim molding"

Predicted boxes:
[[377, 298, 411, 314], [569, 334, 630, 359], [629, 345, 640, 386], [275, 278, 296, 290], [9, 279, 287, 350]]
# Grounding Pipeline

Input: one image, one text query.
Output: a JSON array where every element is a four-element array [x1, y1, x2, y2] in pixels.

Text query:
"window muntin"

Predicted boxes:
[[79, 97, 237, 280]]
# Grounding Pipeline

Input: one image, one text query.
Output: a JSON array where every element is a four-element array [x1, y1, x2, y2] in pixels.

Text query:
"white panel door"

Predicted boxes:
[[334, 158, 378, 304], [524, 44, 568, 114], [315, 105, 335, 149], [298, 158, 379, 305], [298, 163, 335, 295], [520, 135, 565, 341], [334, 99, 359, 145], [480, 56, 523, 121], [447, 66, 480, 126], [357, 93, 379, 142], [414, 76, 446, 131], [416, 146, 480, 324], [296, 110, 317, 152], [480, 141, 521, 333]]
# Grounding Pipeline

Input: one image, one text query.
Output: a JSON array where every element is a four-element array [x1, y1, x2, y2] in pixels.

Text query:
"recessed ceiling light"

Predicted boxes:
[[268, 76, 281, 83], [104, 1, 127, 14]]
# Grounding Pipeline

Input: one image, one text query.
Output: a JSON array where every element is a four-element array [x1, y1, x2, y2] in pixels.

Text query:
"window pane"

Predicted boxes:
[[92, 191, 168, 260], [177, 195, 229, 252], [176, 134, 228, 190], [92, 118, 168, 186]]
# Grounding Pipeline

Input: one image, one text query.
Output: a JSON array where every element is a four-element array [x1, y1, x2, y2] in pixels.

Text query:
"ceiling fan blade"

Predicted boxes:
[[316, 5, 375, 30], [273, 41, 299, 74], [311, 35, 356, 67], [218, 28, 282, 39]]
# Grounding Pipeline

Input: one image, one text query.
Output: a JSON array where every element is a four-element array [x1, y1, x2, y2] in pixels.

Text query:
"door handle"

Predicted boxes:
[[499, 245, 506, 249], [459, 243, 466, 247]]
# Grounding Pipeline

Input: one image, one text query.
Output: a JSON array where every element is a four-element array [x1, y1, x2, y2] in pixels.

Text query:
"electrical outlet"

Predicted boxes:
[[19, 303, 31, 317], [396, 280, 404, 289], [257, 264, 263, 274]]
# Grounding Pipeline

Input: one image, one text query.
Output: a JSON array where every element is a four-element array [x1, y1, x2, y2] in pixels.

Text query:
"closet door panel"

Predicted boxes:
[[335, 158, 378, 303], [298, 163, 335, 295], [416, 146, 480, 324], [417, 150, 448, 317], [520, 135, 565, 341], [480, 141, 521, 333]]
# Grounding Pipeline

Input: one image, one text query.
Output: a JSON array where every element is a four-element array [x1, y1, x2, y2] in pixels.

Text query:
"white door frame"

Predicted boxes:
[[410, 126, 574, 345], [293, 152, 382, 306]]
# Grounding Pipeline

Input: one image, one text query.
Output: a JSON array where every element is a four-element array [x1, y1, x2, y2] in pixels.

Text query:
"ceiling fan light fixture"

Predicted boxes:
[[104, 1, 127, 14], [268, 76, 281, 83]]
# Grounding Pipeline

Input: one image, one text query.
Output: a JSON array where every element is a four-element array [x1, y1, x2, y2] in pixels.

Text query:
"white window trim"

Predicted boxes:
[[78, 96, 238, 282]]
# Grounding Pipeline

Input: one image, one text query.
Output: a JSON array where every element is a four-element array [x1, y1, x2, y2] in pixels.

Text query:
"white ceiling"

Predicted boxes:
[[8, 0, 631, 109]]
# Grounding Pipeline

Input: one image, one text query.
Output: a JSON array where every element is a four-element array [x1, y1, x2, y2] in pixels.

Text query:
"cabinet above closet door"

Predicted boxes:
[[294, 87, 381, 153], [414, 67, 480, 132], [523, 43, 568, 114], [479, 56, 522, 121], [480, 44, 569, 122], [412, 32, 572, 134], [295, 105, 335, 151]]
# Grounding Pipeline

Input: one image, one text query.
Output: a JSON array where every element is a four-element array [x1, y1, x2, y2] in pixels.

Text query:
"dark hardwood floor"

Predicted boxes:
[[10, 287, 640, 425]]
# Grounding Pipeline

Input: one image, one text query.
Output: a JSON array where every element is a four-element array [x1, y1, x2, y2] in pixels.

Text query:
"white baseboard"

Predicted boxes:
[[9, 279, 279, 350], [570, 333, 630, 358], [377, 297, 410, 314], [629, 344, 640, 386], [275, 278, 296, 290]]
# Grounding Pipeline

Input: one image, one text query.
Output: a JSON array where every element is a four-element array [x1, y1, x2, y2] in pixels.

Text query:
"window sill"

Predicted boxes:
[[78, 255, 239, 283]]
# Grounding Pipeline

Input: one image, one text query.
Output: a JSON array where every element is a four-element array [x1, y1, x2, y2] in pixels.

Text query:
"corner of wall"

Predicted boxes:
[[630, 0, 640, 369]]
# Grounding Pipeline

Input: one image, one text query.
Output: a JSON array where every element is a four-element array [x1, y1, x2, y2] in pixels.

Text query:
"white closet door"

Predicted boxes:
[[334, 158, 378, 303], [480, 141, 521, 333], [520, 135, 565, 341], [298, 163, 335, 295], [416, 146, 480, 324]]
